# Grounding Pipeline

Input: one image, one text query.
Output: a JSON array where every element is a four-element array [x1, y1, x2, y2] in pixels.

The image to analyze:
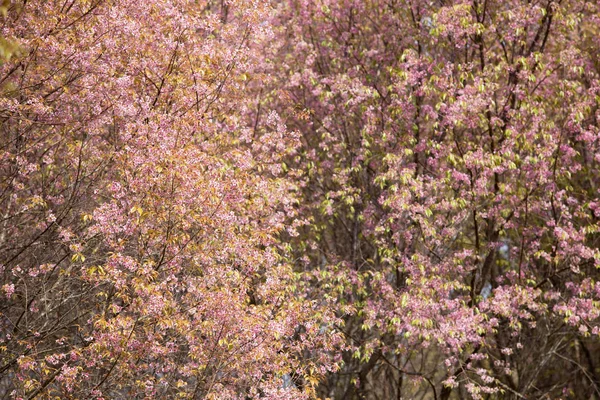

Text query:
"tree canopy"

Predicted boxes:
[[1, 1, 600, 399]]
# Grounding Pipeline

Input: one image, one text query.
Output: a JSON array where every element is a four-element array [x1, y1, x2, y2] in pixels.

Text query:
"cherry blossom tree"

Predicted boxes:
[[0, 1, 339, 398], [271, 0, 600, 398]]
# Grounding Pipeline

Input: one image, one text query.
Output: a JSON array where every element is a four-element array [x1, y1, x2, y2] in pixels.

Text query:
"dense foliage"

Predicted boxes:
[[1, 0, 600, 399]]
